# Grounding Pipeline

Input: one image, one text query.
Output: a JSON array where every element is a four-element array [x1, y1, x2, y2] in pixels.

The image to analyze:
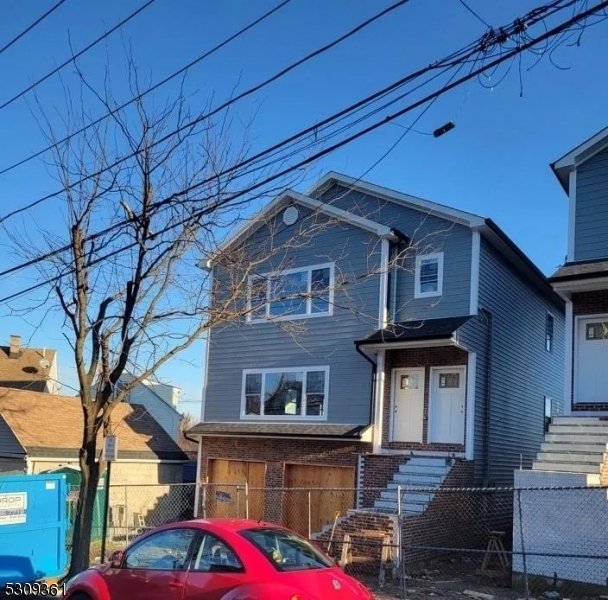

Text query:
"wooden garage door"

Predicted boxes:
[[283, 463, 355, 537], [207, 459, 265, 520]]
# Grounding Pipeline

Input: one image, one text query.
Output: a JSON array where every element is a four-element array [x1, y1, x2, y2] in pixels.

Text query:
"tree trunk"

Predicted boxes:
[[66, 437, 101, 578]]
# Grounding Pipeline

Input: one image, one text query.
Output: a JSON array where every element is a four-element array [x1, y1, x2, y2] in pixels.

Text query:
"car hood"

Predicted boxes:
[[282, 567, 372, 599]]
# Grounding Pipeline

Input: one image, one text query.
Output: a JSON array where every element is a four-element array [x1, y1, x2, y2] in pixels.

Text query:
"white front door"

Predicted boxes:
[[576, 317, 608, 404], [429, 367, 466, 444], [391, 368, 425, 443]]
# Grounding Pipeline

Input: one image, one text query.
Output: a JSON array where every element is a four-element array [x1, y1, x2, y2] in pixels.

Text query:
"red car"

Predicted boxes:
[[64, 518, 374, 600]]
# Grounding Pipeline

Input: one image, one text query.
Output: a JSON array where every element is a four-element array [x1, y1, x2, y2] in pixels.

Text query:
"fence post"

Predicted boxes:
[[245, 483, 249, 520], [397, 484, 406, 600], [124, 485, 129, 545], [202, 484, 207, 519], [517, 489, 529, 600], [236, 486, 241, 518], [308, 491, 312, 539]]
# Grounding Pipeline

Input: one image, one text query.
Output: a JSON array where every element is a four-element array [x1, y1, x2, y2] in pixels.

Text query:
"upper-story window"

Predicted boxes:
[[247, 263, 334, 322], [414, 252, 444, 298], [545, 314, 554, 352], [242, 366, 329, 420]]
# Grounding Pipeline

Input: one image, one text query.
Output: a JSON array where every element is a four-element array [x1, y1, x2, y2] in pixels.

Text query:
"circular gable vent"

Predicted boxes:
[[283, 205, 299, 226]]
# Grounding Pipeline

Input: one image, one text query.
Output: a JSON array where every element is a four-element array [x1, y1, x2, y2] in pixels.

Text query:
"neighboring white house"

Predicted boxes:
[[94, 371, 183, 443]]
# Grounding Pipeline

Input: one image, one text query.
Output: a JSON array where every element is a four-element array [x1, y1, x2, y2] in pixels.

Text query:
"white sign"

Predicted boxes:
[[102, 435, 118, 462], [0, 492, 27, 526]]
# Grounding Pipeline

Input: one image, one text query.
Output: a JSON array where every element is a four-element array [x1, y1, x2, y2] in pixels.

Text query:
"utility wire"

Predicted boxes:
[[0, 0, 291, 178], [2, 0, 606, 307], [457, 0, 491, 28], [0, 0, 67, 56], [0, 0, 412, 226], [0, 0, 598, 285], [0, 0, 157, 113]]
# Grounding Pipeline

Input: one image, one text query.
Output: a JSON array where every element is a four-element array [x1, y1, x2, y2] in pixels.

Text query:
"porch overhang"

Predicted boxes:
[[549, 259, 608, 297], [187, 422, 373, 442], [354, 316, 473, 350]]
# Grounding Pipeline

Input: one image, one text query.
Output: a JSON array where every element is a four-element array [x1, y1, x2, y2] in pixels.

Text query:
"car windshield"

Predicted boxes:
[[240, 527, 334, 572]]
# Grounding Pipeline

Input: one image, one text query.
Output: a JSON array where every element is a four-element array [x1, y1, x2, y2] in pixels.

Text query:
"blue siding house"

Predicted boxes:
[[188, 172, 564, 520]]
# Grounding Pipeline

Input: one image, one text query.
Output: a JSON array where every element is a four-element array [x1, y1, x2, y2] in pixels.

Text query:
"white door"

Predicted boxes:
[[429, 367, 466, 444], [391, 368, 424, 443], [576, 317, 608, 403]]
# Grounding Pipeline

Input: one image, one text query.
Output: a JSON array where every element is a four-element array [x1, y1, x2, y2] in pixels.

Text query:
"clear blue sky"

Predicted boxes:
[[0, 0, 606, 417]]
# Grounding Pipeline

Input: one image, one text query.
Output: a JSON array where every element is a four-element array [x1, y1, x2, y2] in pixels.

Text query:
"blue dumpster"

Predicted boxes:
[[0, 474, 68, 586]]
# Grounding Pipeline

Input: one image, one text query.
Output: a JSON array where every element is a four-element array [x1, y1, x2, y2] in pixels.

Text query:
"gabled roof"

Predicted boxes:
[[306, 171, 486, 228], [551, 126, 608, 194], [0, 345, 56, 392], [216, 189, 401, 256], [0, 387, 187, 461]]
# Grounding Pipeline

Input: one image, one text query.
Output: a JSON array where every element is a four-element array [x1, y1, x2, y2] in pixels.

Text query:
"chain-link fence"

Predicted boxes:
[[73, 481, 608, 598]]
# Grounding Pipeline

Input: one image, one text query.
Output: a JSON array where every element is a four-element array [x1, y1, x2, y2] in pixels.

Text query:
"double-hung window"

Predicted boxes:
[[414, 252, 444, 298], [247, 263, 334, 321], [242, 366, 329, 419]]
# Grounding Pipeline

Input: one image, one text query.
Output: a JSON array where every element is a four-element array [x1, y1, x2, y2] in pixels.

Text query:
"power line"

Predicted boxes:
[[0, 0, 157, 113], [2, 0, 606, 307], [0, 0, 291, 178], [0, 0, 67, 57], [457, 0, 491, 28], [0, 0, 597, 286], [0, 0, 412, 226]]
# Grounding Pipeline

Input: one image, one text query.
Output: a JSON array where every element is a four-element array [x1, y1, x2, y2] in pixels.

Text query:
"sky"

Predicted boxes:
[[0, 0, 606, 418]]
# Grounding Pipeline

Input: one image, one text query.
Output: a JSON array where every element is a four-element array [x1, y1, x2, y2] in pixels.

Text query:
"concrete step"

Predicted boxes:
[[551, 417, 608, 426], [535, 452, 605, 464], [405, 457, 448, 468], [373, 499, 425, 513], [391, 472, 444, 486], [532, 461, 602, 474], [548, 424, 608, 435], [379, 489, 433, 504], [540, 441, 608, 454], [544, 433, 608, 444], [386, 482, 438, 495], [398, 463, 450, 476]]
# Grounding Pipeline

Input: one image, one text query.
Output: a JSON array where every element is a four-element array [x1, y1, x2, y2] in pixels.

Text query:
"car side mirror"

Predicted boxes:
[[108, 550, 123, 568]]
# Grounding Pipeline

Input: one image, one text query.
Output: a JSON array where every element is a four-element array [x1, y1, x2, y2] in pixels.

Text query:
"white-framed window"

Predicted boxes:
[[241, 366, 329, 420], [414, 252, 444, 298], [246, 263, 334, 322]]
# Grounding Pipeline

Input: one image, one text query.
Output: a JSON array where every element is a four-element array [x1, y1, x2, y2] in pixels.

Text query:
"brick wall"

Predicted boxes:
[[382, 346, 468, 452], [359, 453, 407, 508], [571, 291, 608, 411]]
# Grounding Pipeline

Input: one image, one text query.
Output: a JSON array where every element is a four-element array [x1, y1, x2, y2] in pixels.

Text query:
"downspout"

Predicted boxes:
[[355, 343, 377, 428], [480, 308, 494, 486]]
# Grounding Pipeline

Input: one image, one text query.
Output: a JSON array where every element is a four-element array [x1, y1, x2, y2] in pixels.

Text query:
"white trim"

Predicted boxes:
[[428, 365, 467, 445], [553, 126, 608, 171], [378, 239, 390, 328], [360, 338, 458, 350], [188, 429, 373, 442], [216, 190, 398, 256], [564, 300, 573, 416], [389, 367, 425, 444], [246, 262, 335, 323], [30, 457, 187, 464], [414, 252, 444, 299], [372, 350, 385, 453], [465, 353, 476, 461], [552, 276, 608, 294], [573, 313, 608, 406], [380, 448, 466, 458], [469, 231, 480, 314], [567, 170, 577, 261], [306, 172, 486, 228], [200, 269, 213, 423], [240, 365, 330, 421], [25, 458, 33, 475], [193, 437, 202, 517]]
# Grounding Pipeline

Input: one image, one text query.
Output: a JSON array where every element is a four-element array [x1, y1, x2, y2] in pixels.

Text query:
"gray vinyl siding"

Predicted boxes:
[[205, 205, 381, 424], [315, 185, 472, 319], [465, 239, 564, 486], [574, 146, 608, 261]]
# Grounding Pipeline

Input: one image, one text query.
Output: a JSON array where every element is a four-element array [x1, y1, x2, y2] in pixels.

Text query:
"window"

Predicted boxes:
[[124, 528, 196, 571], [191, 532, 244, 573], [240, 527, 334, 572], [545, 314, 554, 352], [544, 396, 552, 434], [585, 321, 608, 340], [439, 373, 460, 388], [414, 252, 443, 298], [242, 366, 329, 419], [247, 263, 334, 322]]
